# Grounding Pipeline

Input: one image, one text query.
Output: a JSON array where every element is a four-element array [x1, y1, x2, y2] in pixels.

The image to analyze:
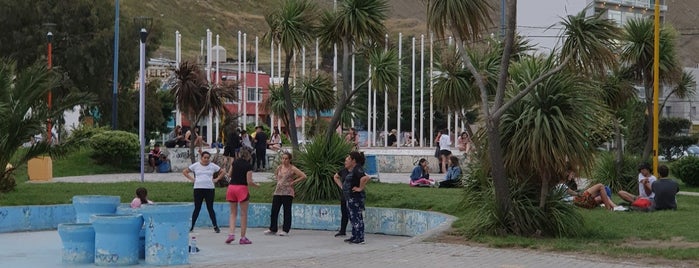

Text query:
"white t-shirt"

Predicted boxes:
[[439, 134, 451, 151], [638, 173, 657, 199], [188, 162, 221, 189]]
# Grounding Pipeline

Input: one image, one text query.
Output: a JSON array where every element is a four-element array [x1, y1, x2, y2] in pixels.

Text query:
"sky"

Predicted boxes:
[[517, 0, 588, 54]]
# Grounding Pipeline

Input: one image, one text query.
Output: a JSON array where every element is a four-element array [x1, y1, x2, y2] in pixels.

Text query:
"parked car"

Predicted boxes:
[[686, 145, 699, 157]]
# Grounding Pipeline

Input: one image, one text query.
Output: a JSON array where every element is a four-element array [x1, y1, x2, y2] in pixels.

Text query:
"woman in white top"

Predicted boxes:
[[183, 151, 225, 233]]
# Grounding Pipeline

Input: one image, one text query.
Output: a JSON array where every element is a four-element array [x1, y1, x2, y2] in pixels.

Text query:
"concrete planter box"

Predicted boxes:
[[91, 214, 143, 266], [72, 195, 120, 223], [57, 223, 95, 264], [140, 203, 193, 266]]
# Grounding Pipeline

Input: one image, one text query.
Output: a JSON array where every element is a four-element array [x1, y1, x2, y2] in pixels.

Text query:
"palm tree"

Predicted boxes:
[[299, 73, 336, 121], [0, 60, 92, 192], [265, 0, 319, 151], [426, 1, 621, 218], [501, 56, 609, 206], [172, 61, 237, 163], [660, 70, 696, 112], [262, 84, 301, 133], [598, 69, 637, 179], [318, 0, 390, 140], [620, 18, 682, 160]]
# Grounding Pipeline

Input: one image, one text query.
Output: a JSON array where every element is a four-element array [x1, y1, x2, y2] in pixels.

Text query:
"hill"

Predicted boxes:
[[122, 0, 429, 63]]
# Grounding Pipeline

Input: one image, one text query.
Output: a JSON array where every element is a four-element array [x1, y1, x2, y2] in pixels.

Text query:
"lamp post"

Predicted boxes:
[[138, 28, 147, 182], [134, 16, 151, 182], [47, 31, 53, 144], [112, 0, 120, 130]]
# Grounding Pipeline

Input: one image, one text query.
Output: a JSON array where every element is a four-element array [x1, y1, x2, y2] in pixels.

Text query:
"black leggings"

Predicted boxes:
[[339, 196, 349, 234], [191, 188, 218, 229], [256, 148, 266, 169], [269, 195, 294, 233]]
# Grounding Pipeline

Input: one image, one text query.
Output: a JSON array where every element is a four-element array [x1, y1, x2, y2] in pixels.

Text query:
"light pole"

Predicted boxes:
[[134, 16, 151, 182], [138, 28, 147, 182], [112, 0, 120, 130], [46, 31, 53, 144]]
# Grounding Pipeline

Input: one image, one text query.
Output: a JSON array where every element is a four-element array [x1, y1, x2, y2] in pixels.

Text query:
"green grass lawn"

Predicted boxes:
[[3, 148, 699, 265]]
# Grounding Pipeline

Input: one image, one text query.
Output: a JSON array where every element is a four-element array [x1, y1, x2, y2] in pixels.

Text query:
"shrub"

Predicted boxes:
[[89, 130, 139, 167], [590, 152, 643, 193], [672, 157, 699, 187], [294, 133, 352, 202], [63, 125, 108, 149], [462, 177, 584, 238], [0, 172, 16, 194]]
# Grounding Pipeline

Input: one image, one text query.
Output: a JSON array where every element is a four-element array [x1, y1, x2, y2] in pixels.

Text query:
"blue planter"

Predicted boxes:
[[91, 214, 143, 266], [140, 203, 193, 266], [57, 223, 95, 264], [116, 206, 146, 259], [72, 195, 121, 223]]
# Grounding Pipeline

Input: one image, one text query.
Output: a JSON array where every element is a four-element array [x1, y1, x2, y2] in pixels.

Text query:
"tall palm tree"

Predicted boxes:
[[620, 18, 682, 160], [0, 60, 92, 192], [426, 1, 621, 219], [599, 69, 637, 179], [299, 73, 336, 121], [265, 0, 319, 151], [318, 0, 389, 140], [501, 56, 609, 207], [262, 84, 301, 133], [172, 61, 237, 163]]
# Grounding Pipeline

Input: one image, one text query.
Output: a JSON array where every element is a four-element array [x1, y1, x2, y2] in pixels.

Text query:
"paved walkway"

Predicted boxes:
[[16, 173, 695, 267]]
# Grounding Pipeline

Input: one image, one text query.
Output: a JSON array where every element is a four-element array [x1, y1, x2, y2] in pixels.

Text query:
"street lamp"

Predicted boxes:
[[46, 31, 53, 144], [134, 16, 151, 182], [112, 0, 120, 130]]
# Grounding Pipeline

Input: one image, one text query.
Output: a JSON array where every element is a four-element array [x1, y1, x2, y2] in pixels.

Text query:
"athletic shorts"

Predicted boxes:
[[226, 185, 249, 202]]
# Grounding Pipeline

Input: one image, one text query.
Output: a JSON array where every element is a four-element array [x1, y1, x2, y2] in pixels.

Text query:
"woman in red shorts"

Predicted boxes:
[[224, 150, 259, 245]]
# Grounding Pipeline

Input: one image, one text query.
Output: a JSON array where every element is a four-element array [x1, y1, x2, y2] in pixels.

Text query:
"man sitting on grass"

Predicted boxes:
[[652, 165, 679, 211]]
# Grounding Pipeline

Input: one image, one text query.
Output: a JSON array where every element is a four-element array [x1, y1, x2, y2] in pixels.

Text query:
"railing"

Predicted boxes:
[[598, 0, 668, 11]]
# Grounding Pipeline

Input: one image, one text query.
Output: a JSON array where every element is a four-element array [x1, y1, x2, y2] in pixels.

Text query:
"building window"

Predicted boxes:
[[665, 106, 671, 117], [692, 106, 697, 119], [246, 87, 262, 102]]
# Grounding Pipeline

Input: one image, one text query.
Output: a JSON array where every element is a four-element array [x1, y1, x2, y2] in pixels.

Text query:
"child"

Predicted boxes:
[[130, 187, 154, 208]]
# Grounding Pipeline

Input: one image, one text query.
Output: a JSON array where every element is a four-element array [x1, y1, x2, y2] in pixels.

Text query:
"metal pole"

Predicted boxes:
[[238, 31, 242, 116], [175, 31, 182, 127], [112, 0, 119, 130], [652, 0, 660, 175], [397, 32, 402, 147], [47, 32, 53, 143], [411, 36, 415, 146], [206, 30, 213, 145], [271, 40, 274, 132], [302, 46, 306, 139], [243, 33, 247, 127], [255, 36, 259, 126], [429, 32, 434, 148], [367, 64, 372, 147], [139, 28, 147, 182], [384, 34, 388, 147], [420, 34, 424, 147]]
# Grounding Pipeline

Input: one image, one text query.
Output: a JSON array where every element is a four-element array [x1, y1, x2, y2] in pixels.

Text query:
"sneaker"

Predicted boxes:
[[277, 231, 288, 236], [348, 239, 365, 244], [334, 232, 346, 237], [263, 230, 276, 235], [613, 205, 628, 212], [225, 234, 235, 244], [239, 237, 252, 245], [214, 227, 220, 233], [189, 227, 194, 232], [344, 237, 356, 243]]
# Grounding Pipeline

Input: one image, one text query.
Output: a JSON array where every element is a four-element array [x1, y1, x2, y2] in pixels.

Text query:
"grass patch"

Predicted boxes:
[[4, 148, 699, 264]]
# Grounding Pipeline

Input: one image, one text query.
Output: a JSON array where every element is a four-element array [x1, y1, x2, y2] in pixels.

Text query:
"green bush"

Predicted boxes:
[[64, 125, 108, 149], [294, 133, 352, 202], [672, 157, 699, 187], [89, 130, 139, 167], [462, 177, 584, 238], [590, 152, 642, 193], [0, 172, 16, 193]]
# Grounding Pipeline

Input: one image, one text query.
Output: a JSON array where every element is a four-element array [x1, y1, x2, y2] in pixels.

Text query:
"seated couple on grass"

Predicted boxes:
[[409, 156, 462, 188], [555, 169, 627, 211]]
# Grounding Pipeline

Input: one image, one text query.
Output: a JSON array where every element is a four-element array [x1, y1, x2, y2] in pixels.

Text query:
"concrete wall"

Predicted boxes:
[[0, 203, 452, 238]]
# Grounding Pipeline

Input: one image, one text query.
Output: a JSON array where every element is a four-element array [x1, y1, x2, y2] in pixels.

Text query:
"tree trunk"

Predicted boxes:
[[325, 38, 352, 140], [188, 118, 201, 164], [539, 171, 549, 209], [283, 53, 300, 151], [642, 83, 653, 160], [614, 118, 623, 181], [485, 118, 511, 220]]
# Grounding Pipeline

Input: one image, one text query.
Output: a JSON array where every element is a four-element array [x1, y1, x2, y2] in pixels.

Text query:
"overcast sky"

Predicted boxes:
[[517, 0, 588, 54]]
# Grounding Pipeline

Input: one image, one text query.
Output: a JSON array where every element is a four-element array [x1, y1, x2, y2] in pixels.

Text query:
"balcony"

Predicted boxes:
[[595, 0, 668, 12]]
